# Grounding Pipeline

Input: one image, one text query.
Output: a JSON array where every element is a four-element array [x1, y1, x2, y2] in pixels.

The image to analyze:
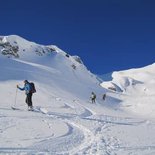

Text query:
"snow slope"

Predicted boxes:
[[101, 64, 155, 118], [0, 35, 155, 155]]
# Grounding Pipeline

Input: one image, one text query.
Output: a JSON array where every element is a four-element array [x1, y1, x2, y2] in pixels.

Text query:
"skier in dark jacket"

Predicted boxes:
[[17, 80, 33, 111], [91, 92, 96, 103], [103, 93, 106, 101]]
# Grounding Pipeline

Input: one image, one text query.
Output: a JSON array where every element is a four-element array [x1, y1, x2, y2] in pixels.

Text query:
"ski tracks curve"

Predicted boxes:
[[31, 101, 120, 155], [28, 99, 148, 155]]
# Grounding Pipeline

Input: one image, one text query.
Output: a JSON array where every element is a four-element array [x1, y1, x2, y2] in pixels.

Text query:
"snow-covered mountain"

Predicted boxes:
[[101, 64, 155, 117], [0, 35, 155, 155], [0, 35, 103, 100]]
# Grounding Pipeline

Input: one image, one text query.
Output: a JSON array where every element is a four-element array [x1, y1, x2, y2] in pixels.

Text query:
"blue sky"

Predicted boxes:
[[0, 0, 155, 74]]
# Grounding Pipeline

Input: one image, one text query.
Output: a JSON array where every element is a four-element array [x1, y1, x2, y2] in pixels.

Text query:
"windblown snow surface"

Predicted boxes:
[[0, 35, 155, 155]]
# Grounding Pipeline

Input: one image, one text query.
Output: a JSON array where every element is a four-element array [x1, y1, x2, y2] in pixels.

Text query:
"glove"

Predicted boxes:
[[17, 85, 19, 88]]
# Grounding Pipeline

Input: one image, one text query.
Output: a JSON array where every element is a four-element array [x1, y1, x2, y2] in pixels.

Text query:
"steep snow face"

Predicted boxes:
[[0, 35, 88, 68], [0, 35, 58, 60], [0, 35, 103, 100], [101, 64, 155, 117], [101, 63, 155, 93]]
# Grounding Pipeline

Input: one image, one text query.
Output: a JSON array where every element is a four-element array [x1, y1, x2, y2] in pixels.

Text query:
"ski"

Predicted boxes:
[[11, 106, 21, 110], [11, 106, 48, 115]]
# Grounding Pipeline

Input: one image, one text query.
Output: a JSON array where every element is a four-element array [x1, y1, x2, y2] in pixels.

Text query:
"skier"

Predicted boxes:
[[103, 93, 106, 101], [91, 92, 96, 103], [17, 80, 34, 111]]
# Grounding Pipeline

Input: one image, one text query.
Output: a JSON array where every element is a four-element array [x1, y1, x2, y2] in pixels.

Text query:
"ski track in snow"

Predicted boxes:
[[6, 99, 150, 154], [0, 92, 154, 155], [0, 98, 153, 155]]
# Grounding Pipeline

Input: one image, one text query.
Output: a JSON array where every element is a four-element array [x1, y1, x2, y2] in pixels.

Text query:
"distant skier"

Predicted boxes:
[[17, 80, 35, 111], [103, 93, 106, 101], [91, 92, 96, 103]]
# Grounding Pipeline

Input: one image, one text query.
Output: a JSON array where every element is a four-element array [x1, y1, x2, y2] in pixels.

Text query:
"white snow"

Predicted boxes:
[[0, 35, 155, 155]]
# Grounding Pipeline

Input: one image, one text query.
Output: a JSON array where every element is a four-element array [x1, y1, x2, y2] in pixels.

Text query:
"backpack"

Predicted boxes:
[[30, 82, 36, 93], [91, 93, 96, 99]]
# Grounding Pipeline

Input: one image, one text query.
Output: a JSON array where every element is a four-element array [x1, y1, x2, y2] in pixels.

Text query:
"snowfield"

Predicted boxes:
[[0, 35, 155, 155]]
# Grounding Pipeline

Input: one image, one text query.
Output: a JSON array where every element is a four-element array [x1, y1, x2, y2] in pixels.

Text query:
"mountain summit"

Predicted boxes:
[[0, 35, 104, 99], [0, 35, 81, 62]]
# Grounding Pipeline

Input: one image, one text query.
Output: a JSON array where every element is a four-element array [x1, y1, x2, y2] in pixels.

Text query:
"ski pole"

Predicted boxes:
[[13, 87, 18, 108]]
